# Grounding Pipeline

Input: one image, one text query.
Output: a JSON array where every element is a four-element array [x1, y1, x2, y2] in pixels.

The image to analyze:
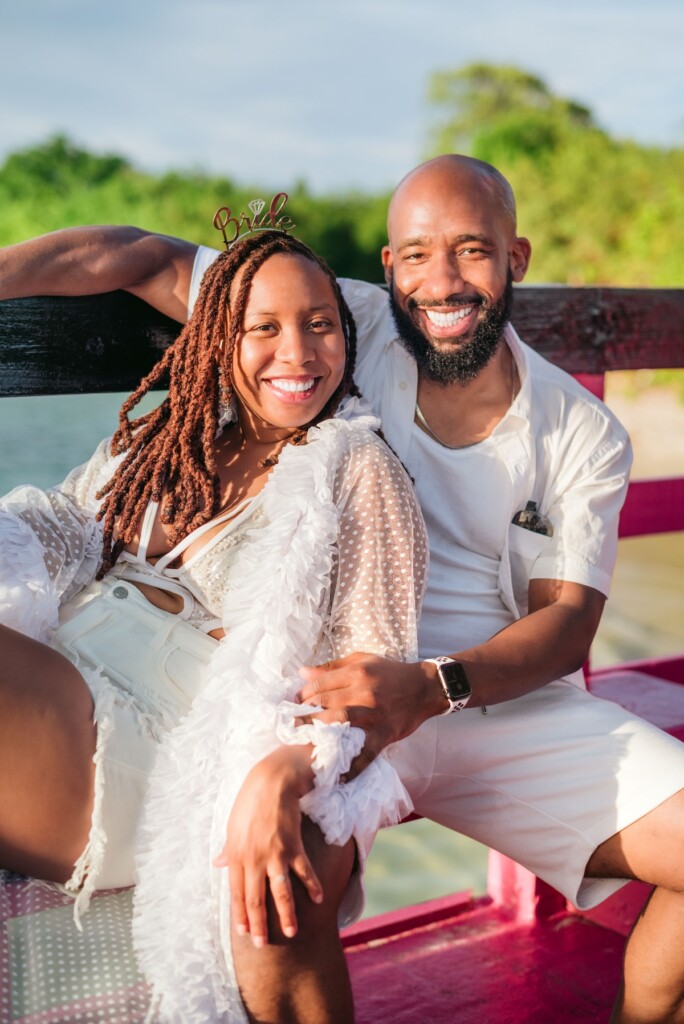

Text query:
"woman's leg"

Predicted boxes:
[[232, 816, 357, 1024], [0, 622, 97, 882]]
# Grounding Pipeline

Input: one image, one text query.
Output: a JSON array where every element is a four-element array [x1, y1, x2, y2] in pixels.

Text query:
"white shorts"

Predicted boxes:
[[386, 679, 684, 909], [50, 578, 365, 925], [50, 577, 217, 915]]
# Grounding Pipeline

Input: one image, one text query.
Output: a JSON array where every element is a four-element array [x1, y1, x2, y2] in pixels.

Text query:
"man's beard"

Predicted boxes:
[[389, 272, 514, 385]]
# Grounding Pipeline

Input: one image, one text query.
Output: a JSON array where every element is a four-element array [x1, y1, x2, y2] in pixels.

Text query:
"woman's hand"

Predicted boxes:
[[214, 745, 323, 947]]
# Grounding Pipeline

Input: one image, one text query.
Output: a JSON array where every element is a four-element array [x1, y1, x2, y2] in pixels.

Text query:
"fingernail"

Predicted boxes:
[[252, 936, 266, 949], [284, 926, 296, 938], [314, 892, 323, 904]]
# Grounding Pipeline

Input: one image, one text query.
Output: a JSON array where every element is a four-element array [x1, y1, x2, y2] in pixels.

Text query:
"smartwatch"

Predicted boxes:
[[424, 656, 472, 714]]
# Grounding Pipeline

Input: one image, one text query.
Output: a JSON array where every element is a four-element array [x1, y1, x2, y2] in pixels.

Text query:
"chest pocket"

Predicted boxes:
[[507, 523, 553, 614]]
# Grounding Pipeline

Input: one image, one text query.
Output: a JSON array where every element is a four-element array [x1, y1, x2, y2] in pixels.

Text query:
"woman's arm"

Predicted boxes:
[[0, 438, 112, 640], [218, 432, 428, 945], [0, 226, 198, 322], [214, 745, 322, 946]]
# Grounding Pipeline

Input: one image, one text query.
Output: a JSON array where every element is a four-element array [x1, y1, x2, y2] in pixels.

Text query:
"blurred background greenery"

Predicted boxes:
[[3, 62, 683, 291]]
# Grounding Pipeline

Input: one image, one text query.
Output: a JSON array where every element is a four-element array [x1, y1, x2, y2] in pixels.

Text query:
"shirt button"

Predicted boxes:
[[112, 586, 128, 599], [398, 381, 407, 391]]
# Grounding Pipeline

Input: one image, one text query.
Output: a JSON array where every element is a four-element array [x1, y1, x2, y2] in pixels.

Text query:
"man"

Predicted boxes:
[[2, 155, 683, 1023]]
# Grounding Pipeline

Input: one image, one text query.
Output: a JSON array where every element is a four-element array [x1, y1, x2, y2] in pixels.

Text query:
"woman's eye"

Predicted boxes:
[[309, 318, 332, 330]]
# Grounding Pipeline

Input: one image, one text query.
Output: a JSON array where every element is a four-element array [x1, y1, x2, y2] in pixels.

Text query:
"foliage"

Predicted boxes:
[[1, 61, 682, 289], [0, 135, 389, 281], [424, 63, 684, 288], [427, 64, 595, 157]]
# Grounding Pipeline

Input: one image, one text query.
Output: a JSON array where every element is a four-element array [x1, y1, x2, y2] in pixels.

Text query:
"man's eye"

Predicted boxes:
[[404, 252, 426, 262]]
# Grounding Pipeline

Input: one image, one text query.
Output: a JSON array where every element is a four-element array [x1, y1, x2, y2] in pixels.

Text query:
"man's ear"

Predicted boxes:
[[510, 237, 532, 283], [381, 245, 393, 287]]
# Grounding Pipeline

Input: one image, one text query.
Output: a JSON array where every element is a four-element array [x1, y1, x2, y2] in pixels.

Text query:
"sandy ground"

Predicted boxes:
[[605, 377, 684, 479]]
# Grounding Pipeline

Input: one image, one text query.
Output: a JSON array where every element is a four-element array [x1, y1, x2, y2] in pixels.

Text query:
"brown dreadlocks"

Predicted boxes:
[[95, 230, 358, 576]]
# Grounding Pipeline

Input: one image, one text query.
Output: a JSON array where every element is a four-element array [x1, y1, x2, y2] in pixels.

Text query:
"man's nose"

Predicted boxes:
[[420, 253, 465, 300]]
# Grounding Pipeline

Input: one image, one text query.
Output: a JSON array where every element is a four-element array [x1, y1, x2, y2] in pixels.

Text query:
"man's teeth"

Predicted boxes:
[[270, 378, 315, 392], [425, 307, 474, 327]]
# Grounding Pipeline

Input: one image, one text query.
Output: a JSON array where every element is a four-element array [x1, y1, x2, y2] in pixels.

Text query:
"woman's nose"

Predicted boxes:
[[275, 327, 315, 363]]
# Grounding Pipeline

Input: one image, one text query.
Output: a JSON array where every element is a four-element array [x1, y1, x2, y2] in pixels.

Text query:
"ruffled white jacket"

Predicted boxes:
[[0, 399, 428, 1022]]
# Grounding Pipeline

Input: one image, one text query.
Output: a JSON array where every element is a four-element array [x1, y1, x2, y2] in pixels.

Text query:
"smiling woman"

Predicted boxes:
[[231, 253, 346, 436], [0, 224, 428, 1023]]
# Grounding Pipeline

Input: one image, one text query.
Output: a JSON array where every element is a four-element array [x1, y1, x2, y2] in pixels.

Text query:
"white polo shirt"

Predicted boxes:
[[189, 248, 632, 675]]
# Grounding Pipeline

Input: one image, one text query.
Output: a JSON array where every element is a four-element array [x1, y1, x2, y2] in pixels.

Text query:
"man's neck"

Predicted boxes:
[[415, 341, 518, 450]]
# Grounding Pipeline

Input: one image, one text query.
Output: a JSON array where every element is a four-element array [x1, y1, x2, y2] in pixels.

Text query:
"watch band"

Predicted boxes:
[[424, 656, 472, 714]]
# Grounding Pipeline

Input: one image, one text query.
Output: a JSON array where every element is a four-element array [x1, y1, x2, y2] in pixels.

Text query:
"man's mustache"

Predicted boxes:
[[408, 295, 483, 310]]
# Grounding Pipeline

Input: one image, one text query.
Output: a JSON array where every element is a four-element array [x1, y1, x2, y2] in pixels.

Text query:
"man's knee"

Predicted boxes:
[[587, 788, 684, 890]]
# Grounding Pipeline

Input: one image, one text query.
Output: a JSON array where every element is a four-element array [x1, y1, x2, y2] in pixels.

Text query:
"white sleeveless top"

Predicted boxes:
[[114, 497, 265, 634]]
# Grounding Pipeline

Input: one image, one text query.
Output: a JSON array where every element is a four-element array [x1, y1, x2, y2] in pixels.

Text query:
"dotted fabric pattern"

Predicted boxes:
[[1, 874, 149, 1023]]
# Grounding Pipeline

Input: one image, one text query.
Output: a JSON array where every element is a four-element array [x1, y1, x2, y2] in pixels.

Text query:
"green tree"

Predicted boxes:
[[425, 62, 684, 288], [426, 63, 595, 159]]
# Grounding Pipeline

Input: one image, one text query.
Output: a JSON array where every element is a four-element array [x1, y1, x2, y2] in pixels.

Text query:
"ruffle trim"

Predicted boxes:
[[132, 408, 412, 1023], [0, 508, 59, 642], [58, 665, 119, 927], [277, 709, 412, 848]]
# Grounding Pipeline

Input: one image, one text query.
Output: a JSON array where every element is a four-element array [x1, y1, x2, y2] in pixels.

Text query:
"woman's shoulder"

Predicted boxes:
[[322, 415, 417, 508]]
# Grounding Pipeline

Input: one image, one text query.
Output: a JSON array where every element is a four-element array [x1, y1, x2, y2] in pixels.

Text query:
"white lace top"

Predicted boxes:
[[115, 499, 267, 633], [0, 398, 428, 1023]]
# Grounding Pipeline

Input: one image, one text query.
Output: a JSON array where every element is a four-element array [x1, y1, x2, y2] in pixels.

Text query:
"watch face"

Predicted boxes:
[[439, 661, 472, 701]]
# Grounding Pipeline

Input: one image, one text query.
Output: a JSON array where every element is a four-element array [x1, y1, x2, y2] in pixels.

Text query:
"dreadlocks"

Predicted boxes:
[[95, 229, 359, 577]]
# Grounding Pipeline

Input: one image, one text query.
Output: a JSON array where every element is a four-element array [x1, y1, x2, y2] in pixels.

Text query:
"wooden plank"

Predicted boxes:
[[341, 890, 476, 946], [0, 293, 179, 396], [512, 287, 684, 372], [619, 478, 684, 537], [1, 286, 683, 396], [346, 902, 625, 1024]]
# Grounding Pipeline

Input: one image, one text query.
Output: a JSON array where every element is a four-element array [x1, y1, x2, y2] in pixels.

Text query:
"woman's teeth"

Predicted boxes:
[[269, 378, 315, 392]]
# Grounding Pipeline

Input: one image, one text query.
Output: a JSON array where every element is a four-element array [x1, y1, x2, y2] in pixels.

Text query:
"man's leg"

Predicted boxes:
[[232, 816, 357, 1024], [586, 789, 684, 1024]]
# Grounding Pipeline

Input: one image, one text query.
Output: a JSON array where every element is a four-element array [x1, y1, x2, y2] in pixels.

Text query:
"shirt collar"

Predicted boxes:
[[491, 323, 533, 436]]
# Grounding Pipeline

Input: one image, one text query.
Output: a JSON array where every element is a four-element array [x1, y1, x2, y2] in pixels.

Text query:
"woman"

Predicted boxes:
[[0, 223, 427, 1022]]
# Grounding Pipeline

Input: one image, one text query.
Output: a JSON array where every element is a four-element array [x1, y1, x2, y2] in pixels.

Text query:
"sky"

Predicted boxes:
[[1, 0, 682, 194]]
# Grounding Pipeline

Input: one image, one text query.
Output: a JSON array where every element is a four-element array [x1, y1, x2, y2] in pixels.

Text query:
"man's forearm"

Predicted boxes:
[[0, 226, 198, 322], [435, 592, 603, 712], [298, 581, 606, 773]]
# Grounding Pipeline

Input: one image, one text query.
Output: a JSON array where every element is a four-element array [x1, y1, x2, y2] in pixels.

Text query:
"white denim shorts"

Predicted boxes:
[[50, 578, 366, 927], [50, 577, 217, 917], [386, 678, 684, 909]]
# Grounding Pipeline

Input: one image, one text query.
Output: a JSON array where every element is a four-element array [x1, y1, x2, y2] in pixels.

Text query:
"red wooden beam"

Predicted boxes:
[[619, 478, 684, 537]]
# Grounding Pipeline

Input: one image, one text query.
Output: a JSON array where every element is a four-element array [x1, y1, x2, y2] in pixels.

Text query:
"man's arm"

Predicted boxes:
[[298, 578, 605, 777], [0, 226, 198, 322]]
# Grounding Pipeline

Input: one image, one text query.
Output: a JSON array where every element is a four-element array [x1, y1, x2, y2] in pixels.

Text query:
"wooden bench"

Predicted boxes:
[[1, 286, 683, 1023]]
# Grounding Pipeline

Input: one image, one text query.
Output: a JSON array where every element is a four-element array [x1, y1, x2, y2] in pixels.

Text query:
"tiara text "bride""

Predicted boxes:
[[213, 192, 296, 249]]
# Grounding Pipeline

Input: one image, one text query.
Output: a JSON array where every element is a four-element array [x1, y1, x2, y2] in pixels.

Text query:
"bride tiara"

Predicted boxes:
[[213, 192, 296, 249]]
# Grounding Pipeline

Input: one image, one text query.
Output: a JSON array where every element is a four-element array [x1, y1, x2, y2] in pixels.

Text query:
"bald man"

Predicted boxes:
[[2, 155, 684, 1023]]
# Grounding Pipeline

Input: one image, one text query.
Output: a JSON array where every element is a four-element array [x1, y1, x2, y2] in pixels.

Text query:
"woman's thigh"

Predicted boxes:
[[0, 622, 96, 882]]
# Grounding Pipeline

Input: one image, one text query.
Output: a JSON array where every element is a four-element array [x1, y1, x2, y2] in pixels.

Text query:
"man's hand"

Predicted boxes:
[[214, 746, 322, 947], [297, 653, 445, 779]]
